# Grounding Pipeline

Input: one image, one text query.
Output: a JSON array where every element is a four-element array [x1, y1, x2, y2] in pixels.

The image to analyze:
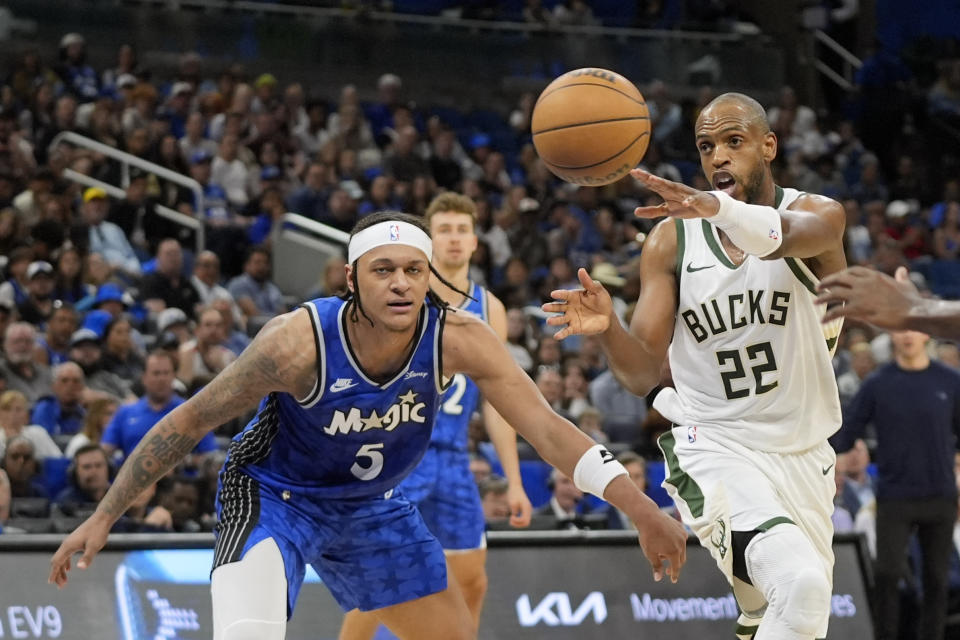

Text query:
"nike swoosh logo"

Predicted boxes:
[[822, 463, 834, 475], [686, 263, 715, 273], [329, 381, 359, 393]]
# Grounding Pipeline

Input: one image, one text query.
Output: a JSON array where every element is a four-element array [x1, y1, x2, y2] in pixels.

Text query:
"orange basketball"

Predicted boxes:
[[531, 68, 650, 186]]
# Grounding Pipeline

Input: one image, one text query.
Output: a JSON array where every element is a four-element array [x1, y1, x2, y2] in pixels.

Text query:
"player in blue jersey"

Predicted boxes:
[[49, 211, 688, 640], [339, 194, 533, 640]]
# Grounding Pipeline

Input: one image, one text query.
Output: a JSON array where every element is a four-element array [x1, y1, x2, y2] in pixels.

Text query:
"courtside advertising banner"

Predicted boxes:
[[0, 532, 872, 639]]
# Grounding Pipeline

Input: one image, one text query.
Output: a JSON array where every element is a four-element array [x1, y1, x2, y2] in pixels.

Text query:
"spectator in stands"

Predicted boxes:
[[0, 390, 62, 460], [505, 307, 535, 373], [383, 125, 427, 185], [933, 201, 960, 260], [112, 480, 173, 533], [0, 323, 53, 405], [107, 168, 170, 257], [156, 307, 191, 345], [831, 454, 856, 533], [17, 261, 57, 325], [479, 475, 511, 523], [177, 306, 236, 388], [53, 444, 112, 516], [286, 161, 333, 221], [0, 246, 33, 309], [469, 453, 492, 485], [212, 133, 251, 209], [575, 406, 608, 444], [33, 301, 77, 366], [156, 475, 204, 532], [67, 328, 132, 402], [840, 438, 876, 515], [227, 245, 285, 323], [535, 335, 562, 370], [562, 360, 591, 419], [884, 199, 928, 261], [179, 111, 217, 165], [209, 297, 250, 355], [534, 366, 569, 421], [836, 342, 876, 409], [608, 452, 648, 530], [80, 187, 142, 279], [535, 468, 596, 530], [0, 468, 9, 527], [101, 350, 217, 460], [849, 154, 889, 205], [55, 33, 98, 102], [552, 0, 598, 26], [190, 250, 231, 307], [646, 80, 682, 143], [834, 328, 960, 640], [31, 362, 86, 437], [64, 397, 117, 459], [100, 315, 144, 381], [1, 436, 48, 500], [140, 238, 201, 314]]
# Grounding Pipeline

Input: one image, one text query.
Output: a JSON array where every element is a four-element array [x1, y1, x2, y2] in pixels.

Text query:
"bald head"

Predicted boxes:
[[698, 93, 770, 135]]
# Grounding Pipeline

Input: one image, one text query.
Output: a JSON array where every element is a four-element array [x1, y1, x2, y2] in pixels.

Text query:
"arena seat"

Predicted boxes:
[[645, 459, 673, 508]]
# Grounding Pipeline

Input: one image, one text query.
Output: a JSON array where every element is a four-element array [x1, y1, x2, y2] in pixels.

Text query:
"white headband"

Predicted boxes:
[[347, 220, 433, 264]]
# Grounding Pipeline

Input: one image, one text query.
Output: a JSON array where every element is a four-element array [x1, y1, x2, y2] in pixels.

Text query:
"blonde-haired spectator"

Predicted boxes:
[[0, 390, 62, 460], [64, 397, 118, 459]]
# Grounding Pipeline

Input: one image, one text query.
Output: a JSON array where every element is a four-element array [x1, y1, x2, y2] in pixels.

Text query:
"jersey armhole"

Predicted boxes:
[[296, 302, 326, 407], [434, 306, 452, 394], [674, 218, 686, 283]]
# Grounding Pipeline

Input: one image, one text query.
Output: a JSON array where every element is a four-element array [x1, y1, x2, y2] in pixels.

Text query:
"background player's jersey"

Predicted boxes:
[[225, 296, 446, 499], [430, 282, 488, 452], [663, 186, 842, 453]]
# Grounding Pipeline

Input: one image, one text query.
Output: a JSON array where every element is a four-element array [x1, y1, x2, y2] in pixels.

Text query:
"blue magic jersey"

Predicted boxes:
[[430, 282, 487, 452], [224, 296, 446, 499]]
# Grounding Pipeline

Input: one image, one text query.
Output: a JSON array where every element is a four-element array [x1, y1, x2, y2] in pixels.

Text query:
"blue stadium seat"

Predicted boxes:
[[928, 260, 960, 299], [645, 459, 673, 508], [519, 460, 553, 508], [42, 457, 71, 498]]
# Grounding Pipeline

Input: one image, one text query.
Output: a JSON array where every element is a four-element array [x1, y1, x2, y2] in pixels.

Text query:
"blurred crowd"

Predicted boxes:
[[0, 27, 959, 627]]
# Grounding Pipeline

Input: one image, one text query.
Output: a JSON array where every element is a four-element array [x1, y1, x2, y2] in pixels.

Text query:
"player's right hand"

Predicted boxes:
[[48, 513, 111, 588], [542, 268, 614, 340], [635, 509, 688, 584]]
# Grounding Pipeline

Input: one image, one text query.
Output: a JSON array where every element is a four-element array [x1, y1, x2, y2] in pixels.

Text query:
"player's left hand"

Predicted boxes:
[[507, 483, 533, 528], [631, 168, 721, 220], [816, 265, 919, 328]]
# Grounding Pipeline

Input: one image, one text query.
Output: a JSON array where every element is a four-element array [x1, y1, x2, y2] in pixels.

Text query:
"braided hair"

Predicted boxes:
[[344, 211, 473, 326]]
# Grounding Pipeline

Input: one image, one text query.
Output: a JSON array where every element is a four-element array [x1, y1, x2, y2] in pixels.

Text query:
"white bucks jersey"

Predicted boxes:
[[664, 186, 842, 453]]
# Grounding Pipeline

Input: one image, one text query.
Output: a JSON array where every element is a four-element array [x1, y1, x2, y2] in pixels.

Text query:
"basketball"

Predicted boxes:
[[531, 68, 650, 186]]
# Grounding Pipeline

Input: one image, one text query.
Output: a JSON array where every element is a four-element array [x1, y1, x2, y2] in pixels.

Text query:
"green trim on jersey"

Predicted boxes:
[[774, 184, 785, 208], [701, 220, 739, 270], [826, 336, 838, 351], [735, 622, 759, 639], [755, 515, 795, 531], [659, 431, 705, 518], [674, 218, 686, 281], [784, 257, 818, 295]]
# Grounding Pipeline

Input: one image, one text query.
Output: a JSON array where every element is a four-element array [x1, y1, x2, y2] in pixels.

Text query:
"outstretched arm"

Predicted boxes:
[[444, 314, 687, 582], [49, 309, 317, 587], [818, 266, 960, 337], [481, 292, 532, 528], [542, 219, 678, 397]]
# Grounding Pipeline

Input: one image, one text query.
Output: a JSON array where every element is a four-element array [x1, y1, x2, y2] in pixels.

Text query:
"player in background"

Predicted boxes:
[[817, 265, 960, 338], [50, 211, 687, 640], [544, 93, 847, 640], [338, 194, 533, 640]]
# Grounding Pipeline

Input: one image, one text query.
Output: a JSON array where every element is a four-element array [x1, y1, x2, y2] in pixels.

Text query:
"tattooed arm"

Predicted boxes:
[[49, 309, 317, 587]]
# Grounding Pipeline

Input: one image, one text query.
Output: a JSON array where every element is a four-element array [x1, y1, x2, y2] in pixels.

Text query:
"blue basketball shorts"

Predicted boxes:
[[399, 446, 486, 551], [213, 468, 448, 616]]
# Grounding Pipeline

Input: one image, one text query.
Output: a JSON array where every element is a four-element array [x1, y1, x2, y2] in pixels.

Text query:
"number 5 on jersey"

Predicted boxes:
[[351, 443, 384, 481]]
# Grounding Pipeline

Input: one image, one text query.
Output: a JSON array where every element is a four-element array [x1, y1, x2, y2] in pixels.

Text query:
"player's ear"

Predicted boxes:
[[345, 261, 355, 294], [762, 131, 777, 163]]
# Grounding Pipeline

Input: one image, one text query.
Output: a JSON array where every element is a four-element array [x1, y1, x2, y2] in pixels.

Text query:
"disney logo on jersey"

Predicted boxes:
[[323, 389, 427, 435], [403, 370, 428, 380]]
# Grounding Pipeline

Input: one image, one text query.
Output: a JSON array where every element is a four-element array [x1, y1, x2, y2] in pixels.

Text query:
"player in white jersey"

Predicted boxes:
[[543, 93, 847, 640]]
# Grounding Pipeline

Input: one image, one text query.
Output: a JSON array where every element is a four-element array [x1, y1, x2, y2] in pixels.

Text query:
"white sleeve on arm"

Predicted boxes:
[[709, 190, 783, 257]]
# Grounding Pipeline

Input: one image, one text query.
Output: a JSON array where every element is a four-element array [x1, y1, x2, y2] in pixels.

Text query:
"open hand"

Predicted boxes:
[[48, 514, 111, 588], [635, 509, 688, 584], [631, 168, 721, 220], [542, 268, 614, 340], [816, 266, 919, 329]]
